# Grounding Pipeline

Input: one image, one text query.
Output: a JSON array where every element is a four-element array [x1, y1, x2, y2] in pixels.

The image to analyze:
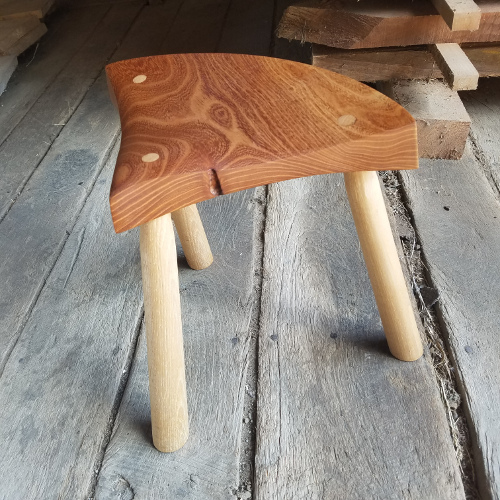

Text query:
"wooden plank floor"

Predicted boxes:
[[255, 176, 464, 499], [0, 0, 498, 499], [401, 78, 500, 500]]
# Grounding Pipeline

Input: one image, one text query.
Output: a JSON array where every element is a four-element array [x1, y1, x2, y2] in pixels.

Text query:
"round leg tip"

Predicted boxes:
[[390, 345, 424, 362], [186, 253, 214, 270], [153, 430, 189, 453]]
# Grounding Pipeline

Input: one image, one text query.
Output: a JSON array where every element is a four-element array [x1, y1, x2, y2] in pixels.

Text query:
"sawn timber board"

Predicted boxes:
[[278, 0, 500, 49]]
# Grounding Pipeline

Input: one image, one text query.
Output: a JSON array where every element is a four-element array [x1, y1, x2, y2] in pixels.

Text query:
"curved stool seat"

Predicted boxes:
[[106, 53, 417, 233], [105, 53, 423, 453]]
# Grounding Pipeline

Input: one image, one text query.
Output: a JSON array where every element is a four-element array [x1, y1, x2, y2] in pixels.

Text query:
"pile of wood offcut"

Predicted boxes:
[[0, 0, 53, 94], [278, 0, 500, 159]]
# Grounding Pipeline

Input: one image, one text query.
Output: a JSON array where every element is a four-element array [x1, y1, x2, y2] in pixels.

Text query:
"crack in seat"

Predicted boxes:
[[105, 53, 423, 453]]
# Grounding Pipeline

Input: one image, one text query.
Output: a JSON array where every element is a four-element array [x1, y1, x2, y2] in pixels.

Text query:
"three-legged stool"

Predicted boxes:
[[105, 53, 423, 452]]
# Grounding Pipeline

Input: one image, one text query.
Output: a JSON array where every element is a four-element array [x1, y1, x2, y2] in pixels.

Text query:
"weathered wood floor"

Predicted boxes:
[[0, 0, 499, 499]]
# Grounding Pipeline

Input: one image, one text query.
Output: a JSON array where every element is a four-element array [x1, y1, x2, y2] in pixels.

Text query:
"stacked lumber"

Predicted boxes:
[[278, 0, 499, 49], [0, 0, 52, 94], [312, 44, 500, 83], [278, 0, 500, 159]]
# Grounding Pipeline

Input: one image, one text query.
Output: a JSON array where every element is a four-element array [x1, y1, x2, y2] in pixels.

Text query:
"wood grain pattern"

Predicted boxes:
[[278, 0, 500, 49], [430, 43, 479, 90], [313, 44, 500, 82], [400, 146, 500, 500], [0, 75, 120, 371], [0, 16, 46, 56], [0, 5, 109, 147], [171, 204, 213, 270], [0, 2, 143, 220], [0, 0, 53, 19], [3, 21, 46, 57], [462, 77, 500, 192], [344, 171, 423, 361], [272, 0, 313, 63], [255, 174, 465, 499], [158, 0, 232, 55], [95, 3, 271, 495], [0, 4, 242, 497], [95, 190, 261, 499], [0, 54, 16, 94], [0, 16, 38, 52], [0, 144, 145, 499], [105, 53, 417, 233], [379, 79, 471, 160], [140, 212, 189, 452]]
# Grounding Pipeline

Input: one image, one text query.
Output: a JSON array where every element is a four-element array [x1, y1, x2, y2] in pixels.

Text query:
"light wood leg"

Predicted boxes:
[[171, 204, 213, 270], [344, 171, 423, 362], [140, 213, 189, 452]]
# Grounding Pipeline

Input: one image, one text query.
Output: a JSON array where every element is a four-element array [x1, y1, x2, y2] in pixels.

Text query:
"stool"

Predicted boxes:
[[105, 53, 423, 453]]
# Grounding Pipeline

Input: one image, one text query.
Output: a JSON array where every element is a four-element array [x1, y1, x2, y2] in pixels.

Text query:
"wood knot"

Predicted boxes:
[[208, 169, 222, 196], [209, 104, 232, 128]]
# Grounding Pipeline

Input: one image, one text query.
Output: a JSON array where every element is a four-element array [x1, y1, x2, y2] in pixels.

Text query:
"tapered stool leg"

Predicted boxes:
[[140, 213, 189, 452], [172, 204, 213, 270], [344, 171, 423, 361]]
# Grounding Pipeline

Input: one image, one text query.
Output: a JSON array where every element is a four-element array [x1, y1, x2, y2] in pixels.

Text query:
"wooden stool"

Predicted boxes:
[[105, 53, 423, 453]]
